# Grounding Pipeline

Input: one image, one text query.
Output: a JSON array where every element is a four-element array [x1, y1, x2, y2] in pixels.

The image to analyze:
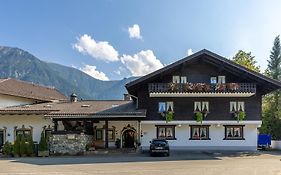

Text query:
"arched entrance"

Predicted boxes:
[[122, 129, 135, 148], [121, 125, 137, 148]]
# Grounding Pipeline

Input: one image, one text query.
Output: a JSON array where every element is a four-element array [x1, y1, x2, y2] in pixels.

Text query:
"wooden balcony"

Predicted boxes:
[[148, 83, 256, 97]]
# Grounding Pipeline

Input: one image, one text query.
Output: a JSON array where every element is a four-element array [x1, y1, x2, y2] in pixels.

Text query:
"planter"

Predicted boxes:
[[38, 151, 49, 157], [271, 140, 281, 150]]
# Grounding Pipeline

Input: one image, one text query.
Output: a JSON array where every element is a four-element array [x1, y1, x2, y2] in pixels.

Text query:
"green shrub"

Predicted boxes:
[[165, 111, 174, 123], [25, 135, 34, 156], [38, 131, 48, 151], [2, 141, 13, 156], [14, 135, 21, 156], [20, 137, 27, 156]]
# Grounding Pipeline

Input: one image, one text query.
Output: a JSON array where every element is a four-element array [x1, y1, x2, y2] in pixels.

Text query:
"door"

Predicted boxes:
[[122, 130, 135, 148], [0, 131, 4, 150]]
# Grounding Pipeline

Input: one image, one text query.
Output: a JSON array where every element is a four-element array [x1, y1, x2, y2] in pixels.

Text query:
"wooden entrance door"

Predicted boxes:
[[0, 131, 4, 150], [123, 130, 135, 148]]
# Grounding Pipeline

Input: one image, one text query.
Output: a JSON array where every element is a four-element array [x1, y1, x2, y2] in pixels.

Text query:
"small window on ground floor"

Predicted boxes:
[[156, 125, 176, 140], [16, 129, 32, 139], [190, 125, 210, 140], [44, 129, 52, 142], [224, 125, 244, 140], [95, 129, 103, 140], [108, 129, 115, 141]]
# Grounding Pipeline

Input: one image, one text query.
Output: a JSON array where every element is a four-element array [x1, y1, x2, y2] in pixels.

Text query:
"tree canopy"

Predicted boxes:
[[232, 50, 260, 72]]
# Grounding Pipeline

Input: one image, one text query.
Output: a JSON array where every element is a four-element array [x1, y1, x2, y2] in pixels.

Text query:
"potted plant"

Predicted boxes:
[[165, 111, 174, 123], [14, 135, 21, 157], [196, 112, 203, 124], [238, 111, 245, 122], [26, 135, 34, 156], [38, 131, 49, 157]]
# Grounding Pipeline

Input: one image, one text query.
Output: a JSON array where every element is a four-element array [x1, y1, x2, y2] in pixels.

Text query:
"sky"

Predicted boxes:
[[1, 0, 281, 81]]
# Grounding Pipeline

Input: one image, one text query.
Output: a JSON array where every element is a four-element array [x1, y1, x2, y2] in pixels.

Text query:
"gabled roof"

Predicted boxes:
[[126, 49, 281, 95], [0, 100, 146, 119], [0, 78, 67, 101]]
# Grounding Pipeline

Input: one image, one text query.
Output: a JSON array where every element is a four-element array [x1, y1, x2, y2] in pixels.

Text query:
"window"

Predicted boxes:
[[210, 77, 217, 84], [44, 129, 52, 142], [190, 125, 210, 140], [230, 101, 245, 112], [158, 102, 174, 113], [96, 129, 103, 140], [156, 125, 176, 140], [218, 76, 226, 84], [224, 125, 244, 140], [16, 129, 31, 138], [194, 101, 209, 112], [180, 76, 187, 84], [172, 76, 180, 83], [108, 129, 115, 141]]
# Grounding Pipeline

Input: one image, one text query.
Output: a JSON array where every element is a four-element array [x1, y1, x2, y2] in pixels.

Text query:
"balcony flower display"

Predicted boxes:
[[227, 83, 240, 91], [215, 83, 226, 92], [168, 83, 179, 92]]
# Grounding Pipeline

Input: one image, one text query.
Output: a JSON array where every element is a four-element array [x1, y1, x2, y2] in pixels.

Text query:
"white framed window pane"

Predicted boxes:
[[202, 101, 209, 112], [166, 127, 173, 138], [180, 76, 187, 83], [173, 76, 180, 83], [166, 102, 174, 112], [227, 128, 233, 137], [159, 102, 166, 112], [218, 76, 225, 84], [194, 101, 201, 111], [210, 77, 217, 84], [200, 128, 207, 139], [158, 127, 166, 137], [238, 101, 245, 111], [192, 128, 199, 138], [230, 101, 237, 112], [234, 128, 241, 137]]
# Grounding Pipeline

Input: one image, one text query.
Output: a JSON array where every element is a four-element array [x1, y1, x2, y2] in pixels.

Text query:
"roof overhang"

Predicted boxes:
[[149, 92, 255, 97]]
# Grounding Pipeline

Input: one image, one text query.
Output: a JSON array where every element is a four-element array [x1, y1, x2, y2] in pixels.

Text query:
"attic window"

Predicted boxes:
[[112, 104, 119, 108], [81, 104, 90, 107]]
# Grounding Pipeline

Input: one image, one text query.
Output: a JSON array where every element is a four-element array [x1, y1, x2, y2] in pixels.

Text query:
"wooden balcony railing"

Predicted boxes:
[[148, 83, 256, 94]]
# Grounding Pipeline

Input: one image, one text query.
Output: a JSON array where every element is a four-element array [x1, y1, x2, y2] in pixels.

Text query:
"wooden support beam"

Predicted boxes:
[[105, 120, 109, 148], [54, 120, 58, 132]]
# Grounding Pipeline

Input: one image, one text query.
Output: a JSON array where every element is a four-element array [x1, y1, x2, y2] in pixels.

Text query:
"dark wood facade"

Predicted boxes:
[[126, 50, 281, 122]]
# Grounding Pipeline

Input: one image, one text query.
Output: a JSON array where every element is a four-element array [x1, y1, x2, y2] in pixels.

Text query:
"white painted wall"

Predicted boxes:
[[0, 115, 53, 143], [0, 94, 36, 108], [271, 140, 281, 150], [141, 123, 258, 151]]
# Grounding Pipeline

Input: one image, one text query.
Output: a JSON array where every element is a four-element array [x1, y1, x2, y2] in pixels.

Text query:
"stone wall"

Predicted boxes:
[[50, 134, 93, 155]]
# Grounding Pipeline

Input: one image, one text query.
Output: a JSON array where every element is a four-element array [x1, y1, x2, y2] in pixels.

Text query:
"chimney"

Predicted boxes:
[[123, 94, 131, 101], [70, 93, 77, 102]]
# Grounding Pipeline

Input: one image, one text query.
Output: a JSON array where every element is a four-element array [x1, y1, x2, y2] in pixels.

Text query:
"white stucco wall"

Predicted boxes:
[[0, 115, 53, 143], [0, 94, 36, 108], [271, 140, 281, 150], [141, 122, 258, 151]]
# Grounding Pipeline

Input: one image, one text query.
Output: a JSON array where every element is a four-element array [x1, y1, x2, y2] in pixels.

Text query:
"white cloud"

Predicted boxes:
[[80, 65, 109, 81], [120, 50, 164, 76], [73, 34, 119, 62], [187, 48, 193, 56], [128, 24, 142, 39]]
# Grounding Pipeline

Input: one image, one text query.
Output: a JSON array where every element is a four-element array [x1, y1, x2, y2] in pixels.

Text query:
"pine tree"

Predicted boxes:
[[266, 35, 281, 112], [232, 50, 260, 72]]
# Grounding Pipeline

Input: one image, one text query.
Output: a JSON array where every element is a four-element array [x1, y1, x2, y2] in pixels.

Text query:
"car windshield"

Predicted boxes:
[[152, 140, 167, 144]]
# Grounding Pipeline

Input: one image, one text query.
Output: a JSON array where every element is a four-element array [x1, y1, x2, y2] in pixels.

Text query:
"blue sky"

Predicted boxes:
[[1, 1, 281, 80]]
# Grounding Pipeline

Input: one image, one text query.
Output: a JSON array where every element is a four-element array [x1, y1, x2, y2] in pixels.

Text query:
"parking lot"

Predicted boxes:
[[0, 151, 281, 175]]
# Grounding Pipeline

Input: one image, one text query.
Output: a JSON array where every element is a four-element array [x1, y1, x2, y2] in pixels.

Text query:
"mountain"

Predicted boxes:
[[0, 46, 137, 100]]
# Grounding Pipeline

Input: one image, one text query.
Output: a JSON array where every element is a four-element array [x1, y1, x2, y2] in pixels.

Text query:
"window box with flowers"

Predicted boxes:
[[159, 101, 174, 123]]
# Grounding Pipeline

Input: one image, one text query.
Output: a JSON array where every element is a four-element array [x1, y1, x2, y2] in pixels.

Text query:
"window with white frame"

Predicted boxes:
[[190, 125, 210, 140], [172, 76, 180, 83], [158, 102, 174, 113], [194, 101, 209, 112], [156, 125, 176, 139], [224, 125, 244, 140], [218, 76, 226, 84], [230, 101, 245, 112], [180, 76, 187, 83], [210, 77, 217, 84]]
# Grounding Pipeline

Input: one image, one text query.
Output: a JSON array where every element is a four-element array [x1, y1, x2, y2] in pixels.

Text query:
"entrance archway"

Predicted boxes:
[[122, 129, 135, 148]]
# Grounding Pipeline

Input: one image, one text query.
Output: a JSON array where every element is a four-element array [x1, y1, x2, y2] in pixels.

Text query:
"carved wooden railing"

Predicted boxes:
[[148, 83, 256, 94]]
